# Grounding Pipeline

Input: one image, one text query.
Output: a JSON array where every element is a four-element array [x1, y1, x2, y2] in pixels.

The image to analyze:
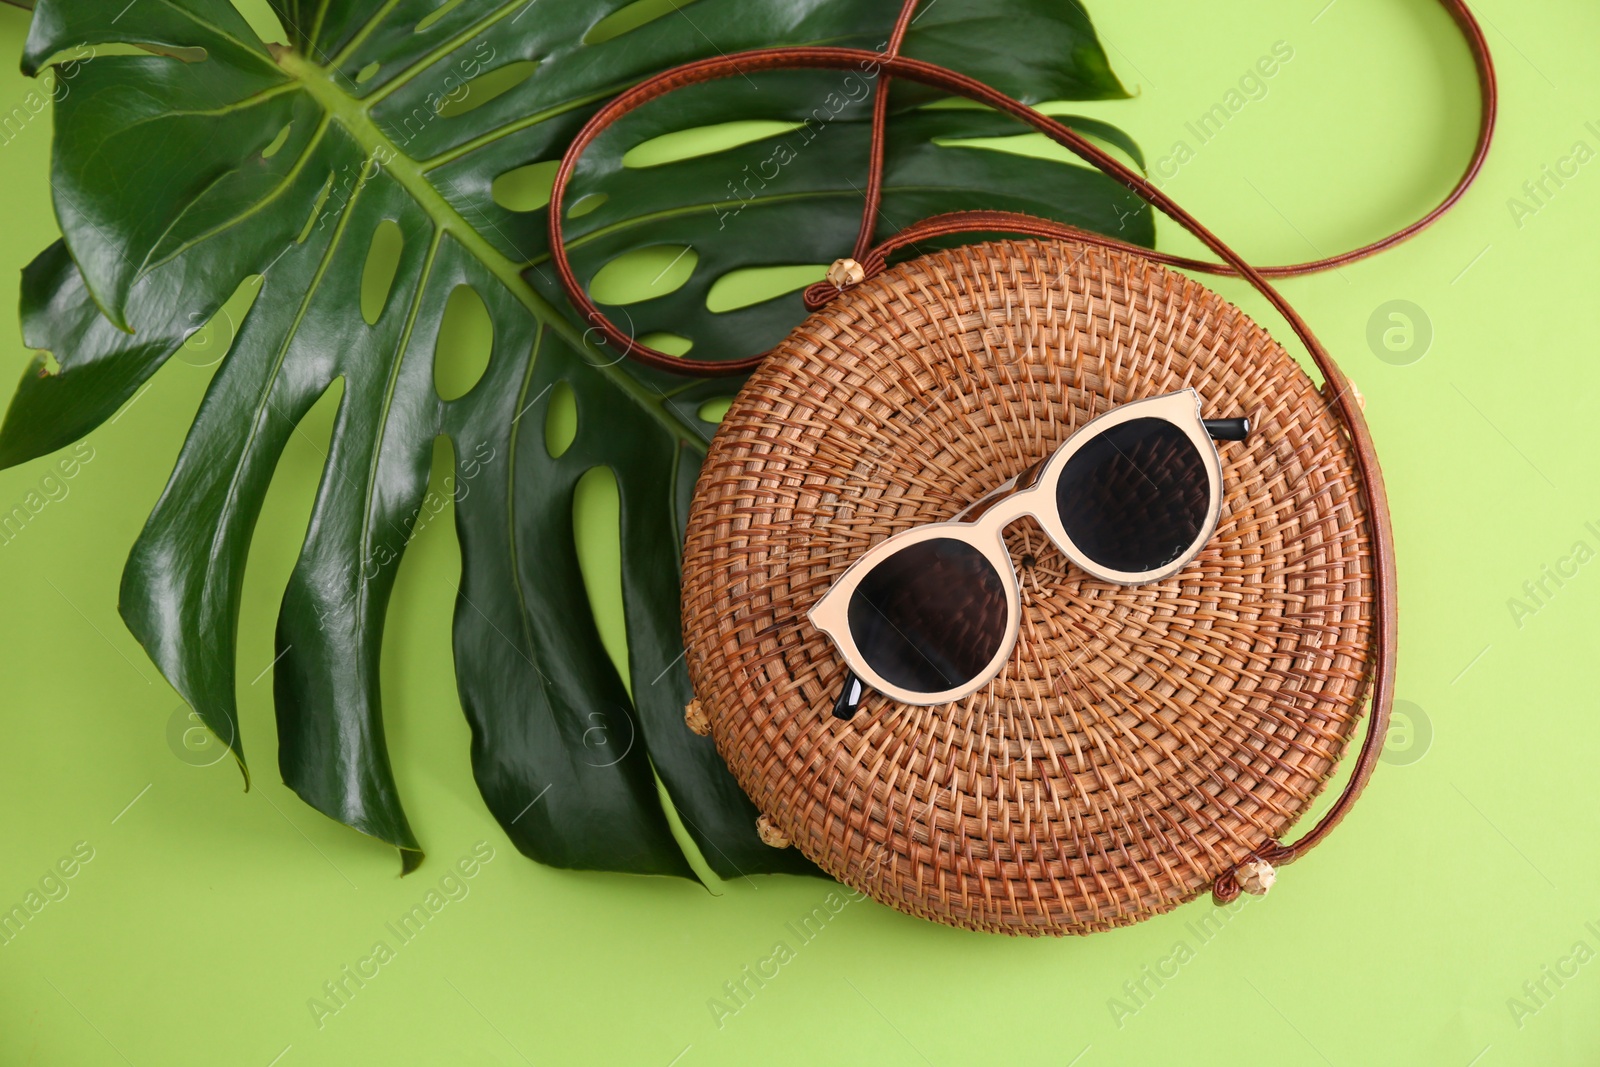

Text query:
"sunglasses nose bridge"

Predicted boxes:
[[963, 502, 1055, 590], [966, 493, 1029, 543]]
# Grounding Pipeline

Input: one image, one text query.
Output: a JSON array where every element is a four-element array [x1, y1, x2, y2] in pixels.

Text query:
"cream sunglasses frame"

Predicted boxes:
[[809, 390, 1236, 711]]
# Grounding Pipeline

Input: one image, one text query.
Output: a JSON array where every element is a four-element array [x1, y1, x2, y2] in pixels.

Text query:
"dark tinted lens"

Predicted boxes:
[[847, 537, 1008, 694], [1055, 417, 1209, 573]]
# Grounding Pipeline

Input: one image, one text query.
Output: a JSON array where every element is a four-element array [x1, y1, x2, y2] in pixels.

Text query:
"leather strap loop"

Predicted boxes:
[[546, 2, 1498, 889]]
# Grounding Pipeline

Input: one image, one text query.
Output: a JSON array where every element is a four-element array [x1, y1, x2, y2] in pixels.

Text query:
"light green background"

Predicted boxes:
[[3, 1, 1598, 1063]]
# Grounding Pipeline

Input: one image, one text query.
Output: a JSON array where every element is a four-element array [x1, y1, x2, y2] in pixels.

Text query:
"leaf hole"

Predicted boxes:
[[259, 377, 347, 638], [637, 332, 692, 357], [359, 219, 404, 326], [544, 381, 577, 458], [261, 122, 293, 160], [932, 130, 1139, 174], [705, 264, 826, 314], [415, 0, 468, 33], [434, 285, 493, 401], [622, 120, 805, 169], [566, 192, 607, 218], [697, 398, 732, 424], [146, 43, 210, 61], [356, 61, 381, 84], [925, 102, 1145, 173], [37, 351, 60, 377], [584, 0, 701, 46], [74, 44, 143, 58], [297, 174, 335, 243], [87, 43, 210, 62], [572, 466, 631, 694], [228, 0, 289, 45], [588, 246, 697, 306], [435, 60, 540, 120], [490, 160, 559, 212]]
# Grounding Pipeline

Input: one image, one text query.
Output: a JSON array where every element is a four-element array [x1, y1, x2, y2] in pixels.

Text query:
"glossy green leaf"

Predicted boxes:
[[2, 0, 1146, 878]]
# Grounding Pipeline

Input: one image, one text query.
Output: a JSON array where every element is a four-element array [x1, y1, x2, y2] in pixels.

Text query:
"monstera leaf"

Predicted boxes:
[[1, 0, 1149, 878]]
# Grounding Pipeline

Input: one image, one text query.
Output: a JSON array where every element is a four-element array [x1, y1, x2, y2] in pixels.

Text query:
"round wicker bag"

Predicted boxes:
[[679, 238, 1372, 934], [545, 0, 1494, 936]]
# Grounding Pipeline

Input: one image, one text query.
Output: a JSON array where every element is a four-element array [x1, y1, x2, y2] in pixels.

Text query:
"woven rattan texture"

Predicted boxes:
[[682, 239, 1375, 935]]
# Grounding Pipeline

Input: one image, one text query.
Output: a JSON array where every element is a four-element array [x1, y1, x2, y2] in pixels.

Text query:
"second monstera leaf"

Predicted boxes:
[[1, 0, 1149, 878]]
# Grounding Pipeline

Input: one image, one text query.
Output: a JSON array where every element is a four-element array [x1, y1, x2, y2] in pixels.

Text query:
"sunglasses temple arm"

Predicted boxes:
[[832, 670, 865, 720], [1202, 417, 1250, 441]]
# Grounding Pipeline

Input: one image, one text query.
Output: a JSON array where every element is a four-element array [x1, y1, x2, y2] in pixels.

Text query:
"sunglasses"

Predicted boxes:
[[810, 390, 1250, 719]]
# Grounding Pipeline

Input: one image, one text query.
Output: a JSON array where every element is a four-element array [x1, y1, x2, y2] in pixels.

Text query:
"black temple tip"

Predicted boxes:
[[1203, 417, 1250, 441], [832, 671, 864, 720]]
